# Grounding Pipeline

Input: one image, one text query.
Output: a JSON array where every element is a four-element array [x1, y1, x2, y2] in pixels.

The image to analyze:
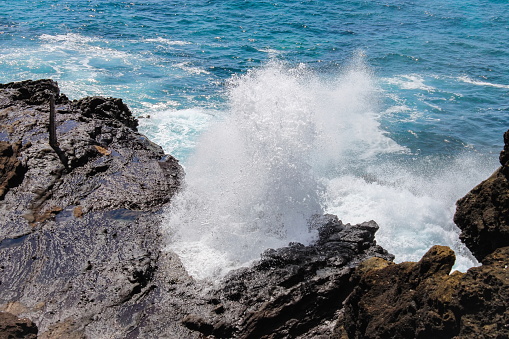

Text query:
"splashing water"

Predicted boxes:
[[165, 59, 390, 279], [0, 0, 505, 282], [164, 58, 490, 280], [164, 61, 324, 279]]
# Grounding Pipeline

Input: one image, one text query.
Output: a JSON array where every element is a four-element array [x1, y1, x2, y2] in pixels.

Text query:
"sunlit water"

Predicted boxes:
[[1, 0, 508, 279]]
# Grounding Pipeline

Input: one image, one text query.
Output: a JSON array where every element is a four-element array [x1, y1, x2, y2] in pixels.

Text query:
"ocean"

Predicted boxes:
[[1, 0, 508, 279]]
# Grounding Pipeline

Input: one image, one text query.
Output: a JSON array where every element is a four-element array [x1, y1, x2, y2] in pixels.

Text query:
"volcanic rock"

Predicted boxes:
[[0, 79, 196, 338], [0, 141, 25, 199], [342, 130, 509, 339], [181, 216, 394, 338], [3, 79, 507, 339], [342, 245, 509, 338], [454, 129, 509, 262], [0, 311, 38, 339], [2, 79, 394, 338]]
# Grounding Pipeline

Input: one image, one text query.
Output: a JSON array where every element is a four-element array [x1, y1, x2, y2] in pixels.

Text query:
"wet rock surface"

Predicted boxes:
[[0, 79, 181, 233], [183, 216, 394, 338], [1, 79, 508, 338], [0, 79, 400, 339], [0, 79, 197, 338]]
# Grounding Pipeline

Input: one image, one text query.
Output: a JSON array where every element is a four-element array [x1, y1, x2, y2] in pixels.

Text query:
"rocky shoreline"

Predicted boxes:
[[0, 80, 507, 338]]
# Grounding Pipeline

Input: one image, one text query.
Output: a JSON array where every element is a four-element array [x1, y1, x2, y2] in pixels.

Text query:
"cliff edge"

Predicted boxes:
[[341, 130, 509, 338], [0, 79, 195, 338]]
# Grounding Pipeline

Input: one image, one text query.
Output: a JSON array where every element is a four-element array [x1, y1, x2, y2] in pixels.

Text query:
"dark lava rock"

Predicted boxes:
[[75, 96, 138, 130], [0, 141, 25, 199], [500, 130, 509, 170], [0, 79, 182, 235], [182, 216, 394, 338], [0, 79, 401, 339], [0, 79, 200, 338], [454, 129, 509, 262], [0, 79, 61, 106], [5, 79, 506, 339], [0, 311, 38, 339]]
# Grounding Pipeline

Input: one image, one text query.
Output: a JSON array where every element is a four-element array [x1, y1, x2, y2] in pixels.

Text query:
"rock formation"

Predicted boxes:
[[1, 79, 508, 338], [0, 80, 393, 338], [0, 141, 24, 199], [183, 217, 393, 338], [453, 130, 509, 261], [341, 130, 509, 339], [0, 79, 194, 338]]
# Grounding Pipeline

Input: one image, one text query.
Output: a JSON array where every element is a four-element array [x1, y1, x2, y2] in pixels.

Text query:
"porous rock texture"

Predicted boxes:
[[183, 216, 394, 338], [343, 246, 509, 338], [454, 129, 509, 262], [341, 129, 509, 339], [1, 79, 508, 339]]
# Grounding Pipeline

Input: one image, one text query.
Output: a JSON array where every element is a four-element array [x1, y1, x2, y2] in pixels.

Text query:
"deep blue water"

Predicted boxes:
[[2, 0, 509, 277]]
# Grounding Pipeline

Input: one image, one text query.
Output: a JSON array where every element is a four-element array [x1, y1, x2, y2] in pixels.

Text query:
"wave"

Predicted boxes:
[[137, 107, 215, 160], [162, 57, 423, 280], [324, 154, 491, 272], [384, 74, 436, 91], [458, 76, 509, 89], [143, 37, 192, 46], [39, 33, 100, 44], [173, 62, 210, 75]]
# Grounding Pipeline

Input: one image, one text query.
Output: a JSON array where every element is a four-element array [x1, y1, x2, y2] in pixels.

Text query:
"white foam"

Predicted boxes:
[[311, 63, 407, 164], [384, 104, 411, 115], [458, 76, 509, 89], [137, 107, 215, 158], [144, 37, 192, 46], [163, 58, 411, 280], [323, 155, 493, 272], [39, 33, 100, 43], [385, 74, 436, 91], [28, 33, 164, 100], [174, 62, 210, 75]]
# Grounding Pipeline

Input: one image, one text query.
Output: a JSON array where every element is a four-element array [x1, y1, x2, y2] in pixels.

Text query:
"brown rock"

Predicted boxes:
[[344, 245, 460, 339], [343, 245, 509, 339], [454, 129, 509, 262], [72, 206, 84, 218], [38, 317, 86, 339], [455, 246, 509, 337], [0, 141, 25, 200], [0, 311, 37, 339]]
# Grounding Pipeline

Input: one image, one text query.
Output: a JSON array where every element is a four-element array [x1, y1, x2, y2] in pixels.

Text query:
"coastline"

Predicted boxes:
[[0, 80, 507, 338]]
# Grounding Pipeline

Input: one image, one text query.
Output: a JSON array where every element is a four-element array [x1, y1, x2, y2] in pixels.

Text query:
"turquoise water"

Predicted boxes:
[[2, 0, 509, 277]]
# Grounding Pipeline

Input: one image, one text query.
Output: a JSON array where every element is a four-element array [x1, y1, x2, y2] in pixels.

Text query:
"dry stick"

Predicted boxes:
[[49, 94, 58, 148], [48, 94, 69, 170]]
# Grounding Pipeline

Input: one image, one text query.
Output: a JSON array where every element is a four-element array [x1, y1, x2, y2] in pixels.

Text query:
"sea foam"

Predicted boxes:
[[163, 58, 493, 280], [164, 61, 324, 279], [163, 58, 420, 280]]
